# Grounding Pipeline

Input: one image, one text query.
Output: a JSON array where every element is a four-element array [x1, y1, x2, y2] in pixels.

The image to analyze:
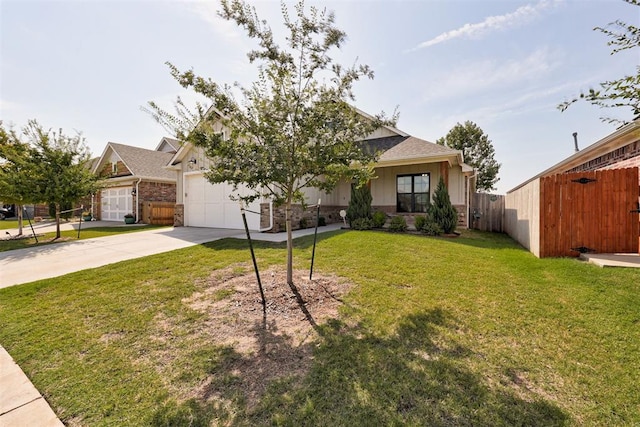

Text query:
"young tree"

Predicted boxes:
[[430, 176, 458, 234], [147, 0, 394, 285], [558, 0, 639, 123], [346, 184, 372, 228], [436, 121, 500, 192], [0, 123, 35, 235], [3, 120, 102, 239]]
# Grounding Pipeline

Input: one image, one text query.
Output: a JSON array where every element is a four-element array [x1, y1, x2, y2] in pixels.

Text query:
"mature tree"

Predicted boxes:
[[437, 121, 500, 192], [558, 0, 639, 123], [0, 120, 101, 239], [147, 0, 394, 285]]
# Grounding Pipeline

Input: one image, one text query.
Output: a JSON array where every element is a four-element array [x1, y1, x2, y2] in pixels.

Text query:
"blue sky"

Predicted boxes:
[[1, 0, 637, 194]]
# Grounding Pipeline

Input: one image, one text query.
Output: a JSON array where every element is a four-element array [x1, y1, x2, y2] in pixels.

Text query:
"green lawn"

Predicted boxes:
[[0, 219, 20, 230], [0, 224, 168, 252], [0, 230, 638, 426]]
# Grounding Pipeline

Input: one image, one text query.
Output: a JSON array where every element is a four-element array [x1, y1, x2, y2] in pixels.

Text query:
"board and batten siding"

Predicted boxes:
[[505, 178, 541, 257]]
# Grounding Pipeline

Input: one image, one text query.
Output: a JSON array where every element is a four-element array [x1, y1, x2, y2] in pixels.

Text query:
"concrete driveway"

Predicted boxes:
[[0, 221, 342, 289]]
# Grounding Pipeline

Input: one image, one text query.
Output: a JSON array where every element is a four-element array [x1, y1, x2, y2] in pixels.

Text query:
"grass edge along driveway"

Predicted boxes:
[[0, 230, 638, 426]]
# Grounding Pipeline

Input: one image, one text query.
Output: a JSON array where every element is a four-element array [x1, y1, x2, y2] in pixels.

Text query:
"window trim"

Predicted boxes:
[[396, 173, 430, 213]]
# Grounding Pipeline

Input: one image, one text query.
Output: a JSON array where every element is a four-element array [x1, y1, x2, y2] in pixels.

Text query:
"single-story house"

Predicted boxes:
[[165, 109, 475, 231], [91, 138, 178, 222], [505, 119, 640, 257]]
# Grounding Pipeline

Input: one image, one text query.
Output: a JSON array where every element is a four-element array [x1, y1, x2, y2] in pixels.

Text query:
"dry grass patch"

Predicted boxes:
[[144, 264, 353, 410]]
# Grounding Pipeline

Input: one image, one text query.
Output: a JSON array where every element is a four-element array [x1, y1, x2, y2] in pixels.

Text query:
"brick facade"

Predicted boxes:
[[174, 204, 184, 227], [138, 182, 176, 203], [98, 161, 130, 178], [94, 181, 176, 221], [258, 202, 467, 231], [567, 140, 640, 184], [260, 203, 345, 232]]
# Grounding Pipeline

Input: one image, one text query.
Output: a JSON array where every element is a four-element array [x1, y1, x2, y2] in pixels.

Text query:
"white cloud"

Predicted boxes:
[[181, 1, 245, 45], [407, 0, 563, 52], [422, 47, 561, 102], [0, 99, 23, 113]]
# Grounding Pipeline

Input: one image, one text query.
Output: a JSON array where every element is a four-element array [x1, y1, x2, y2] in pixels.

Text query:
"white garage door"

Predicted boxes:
[[101, 187, 133, 221], [184, 173, 260, 230]]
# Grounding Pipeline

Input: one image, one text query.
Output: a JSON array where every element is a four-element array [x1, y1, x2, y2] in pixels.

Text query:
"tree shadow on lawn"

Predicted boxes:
[[440, 230, 526, 251], [149, 306, 568, 426]]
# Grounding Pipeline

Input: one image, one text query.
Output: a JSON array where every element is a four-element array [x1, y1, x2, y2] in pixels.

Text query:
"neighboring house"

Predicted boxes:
[[92, 139, 178, 222], [505, 119, 640, 257], [166, 109, 475, 231]]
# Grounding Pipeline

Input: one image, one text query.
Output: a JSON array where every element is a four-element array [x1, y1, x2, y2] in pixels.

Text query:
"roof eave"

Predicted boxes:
[[376, 154, 458, 168], [507, 119, 640, 193], [102, 175, 176, 184]]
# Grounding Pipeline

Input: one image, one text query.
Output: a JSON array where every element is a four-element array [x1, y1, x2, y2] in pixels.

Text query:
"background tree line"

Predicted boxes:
[[0, 120, 101, 238]]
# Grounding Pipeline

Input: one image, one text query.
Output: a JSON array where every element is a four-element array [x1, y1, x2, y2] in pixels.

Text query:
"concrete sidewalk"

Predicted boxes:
[[0, 222, 342, 289], [579, 252, 640, 268], [0, 222, 342, 426], [0, 346, 63, 426]]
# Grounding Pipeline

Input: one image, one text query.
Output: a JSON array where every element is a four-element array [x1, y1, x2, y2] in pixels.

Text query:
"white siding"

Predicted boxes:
[[505, 178, 541, 257]]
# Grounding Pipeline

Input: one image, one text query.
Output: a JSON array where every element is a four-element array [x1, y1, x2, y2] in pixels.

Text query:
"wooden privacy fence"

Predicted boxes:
[[471, 193, 504, 232], [540, 168, 639, 257], [141, 202, 175, 225]]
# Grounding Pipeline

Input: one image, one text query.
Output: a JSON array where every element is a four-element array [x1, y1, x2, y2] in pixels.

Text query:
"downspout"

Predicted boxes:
[[135, 178, 142, 223], [467, 172, 478, 229]]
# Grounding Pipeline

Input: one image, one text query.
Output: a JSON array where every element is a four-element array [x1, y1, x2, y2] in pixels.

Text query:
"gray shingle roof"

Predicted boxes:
[[359, 135, 408, 156], [158, 137, 181, 152], [378, 136, 460, 163], [109, 143, 176, 181]]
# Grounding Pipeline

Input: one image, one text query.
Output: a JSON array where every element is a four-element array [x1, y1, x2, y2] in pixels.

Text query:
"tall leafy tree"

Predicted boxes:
[[147, 0, 394, 285], [558, 0, 639, 123], [437, 121, 500, 192], [0, 123, 35, 235], [1, 120, 101, 239]]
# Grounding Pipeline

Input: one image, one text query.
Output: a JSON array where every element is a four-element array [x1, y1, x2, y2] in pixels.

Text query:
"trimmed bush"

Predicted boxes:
[[372, 211, 386, 228], [388, 216, 407, 232], [351, 217, 373, 230], [421, 218, 443, 236], [414, 215, 427, 231], [299, 217, 308, 229]]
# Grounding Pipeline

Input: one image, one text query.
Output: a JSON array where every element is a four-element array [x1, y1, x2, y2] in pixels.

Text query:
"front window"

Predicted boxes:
[[397, 173, 430, 213]]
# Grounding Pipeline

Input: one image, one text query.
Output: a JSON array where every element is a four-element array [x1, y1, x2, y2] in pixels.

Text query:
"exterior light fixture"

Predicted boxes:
[[188, 157, 197, 169], [131, 188, 136, 196]]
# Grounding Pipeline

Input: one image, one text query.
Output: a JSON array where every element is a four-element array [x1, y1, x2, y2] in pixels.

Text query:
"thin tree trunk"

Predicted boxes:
[[286, 202, 293, 285], [17, 204, 23, 236], [55, 204, 61, 239]]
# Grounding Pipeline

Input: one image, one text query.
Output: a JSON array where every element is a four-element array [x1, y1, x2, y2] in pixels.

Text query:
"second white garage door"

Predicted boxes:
[[184, 173, 261, 230], [101, 187, 133, 222]]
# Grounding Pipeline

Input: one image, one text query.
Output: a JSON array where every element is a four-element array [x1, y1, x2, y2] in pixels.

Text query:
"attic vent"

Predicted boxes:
[[111, 162, 117, 174]]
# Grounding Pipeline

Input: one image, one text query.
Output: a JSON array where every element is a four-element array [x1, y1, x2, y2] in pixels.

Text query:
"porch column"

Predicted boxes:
[[440, 161, 449, 188]]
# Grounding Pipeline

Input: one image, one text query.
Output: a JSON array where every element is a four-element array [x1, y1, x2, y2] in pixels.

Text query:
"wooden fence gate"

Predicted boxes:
[[141, 202, 175, 225], [539, 168, 640, 257], [471, 193, 504, 232]]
